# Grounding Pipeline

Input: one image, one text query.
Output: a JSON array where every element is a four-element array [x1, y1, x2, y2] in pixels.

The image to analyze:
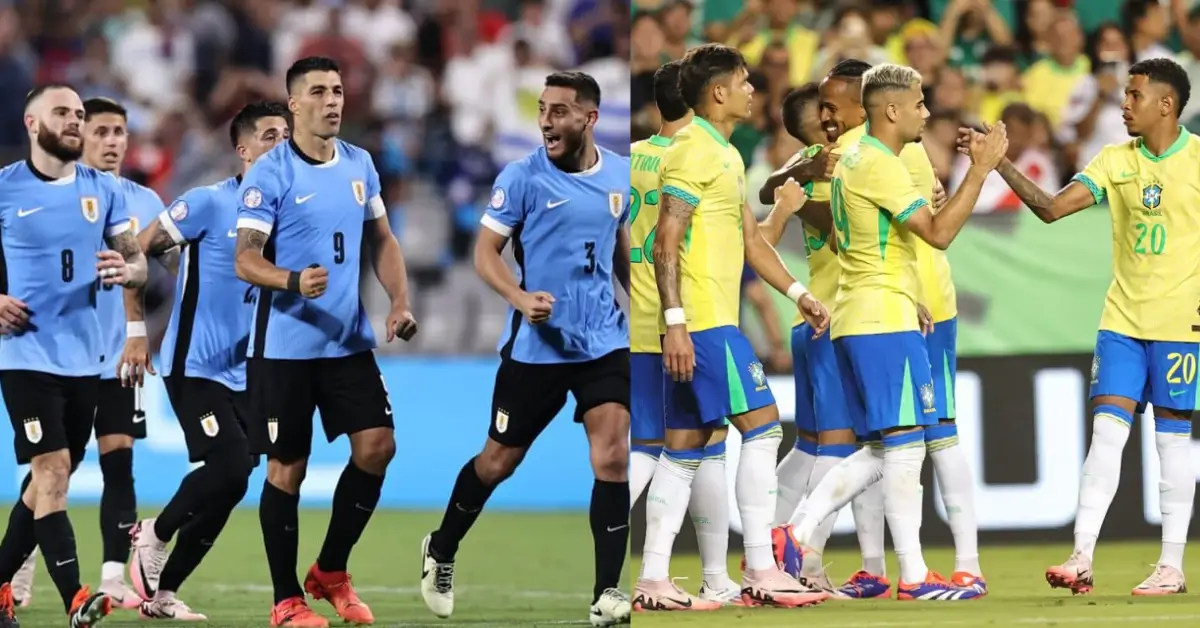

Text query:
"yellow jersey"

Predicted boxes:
[[902, 142, 957, 322], [658, 117, 747, 333], [629, 135, 671, 353], [1022, 56, 1089, 129], [830, 134, 929, 339], [1073, 128, 1200, 342]]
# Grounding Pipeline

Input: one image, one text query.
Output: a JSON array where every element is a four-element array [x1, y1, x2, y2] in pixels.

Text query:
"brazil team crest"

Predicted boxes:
[[748, 361, 767, 390], [23, 418, 41, 444], [80, 197, 99, 223], [609, 192, 623, 218], [1142, 184, 1162, 211], [919, 382, 936, 412], [1091, 355, 1100, 385]]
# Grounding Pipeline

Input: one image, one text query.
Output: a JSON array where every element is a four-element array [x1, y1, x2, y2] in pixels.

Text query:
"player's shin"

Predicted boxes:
[[773, 439, 817, 525], [98, 446, 137, 581], [158, 484, 245, 596], [737, 422, 784, 571], [590, 478, 630, 602], [852, 473, 887, 576], [36, 510, 83, 612], [1074, 405, 1133, 559], [259, 481, 304, 603], [316, 461, 385, 573], [630, 444, 662, 502], [690, 441, 734, 587], [640, 448, 701, 580], [792, 445, 883, 539], [1153, 417, 1194, 571], [798, 443, 857, 577], [881, 432, 928, 584], [927, 423, 981, 576], [429, 456, 498, 561]]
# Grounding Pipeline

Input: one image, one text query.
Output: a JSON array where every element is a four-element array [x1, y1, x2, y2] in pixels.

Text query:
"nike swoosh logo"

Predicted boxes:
[[664, 597, 693, 608], [1170, 390, 1186, 397], [354, 503, 374, 513], [546, 199, 570, 208], [606, 524, 628, 532], [56, 559, 75, 566], [117, 522, 135, 530], [227, 230, 237, 238], [17, 207, 42, 218], [132, 413, 146, 423], [296, 193, 317, 204], [1120, 171, 1136, 178]]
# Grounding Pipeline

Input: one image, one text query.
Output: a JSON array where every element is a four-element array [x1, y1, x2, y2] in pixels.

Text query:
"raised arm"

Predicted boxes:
[[757, 176, 811, 246], [756, 145, 836, 205]]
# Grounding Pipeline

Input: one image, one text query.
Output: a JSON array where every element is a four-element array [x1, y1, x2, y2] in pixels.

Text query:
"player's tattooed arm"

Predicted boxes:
[[652, 194, 696, 310], [996, 160, 1095, 223], [137, 219, 183, 276], [614, 226, 631, 295], [106, 229, 148, 288], [234, 228, 291, 290]]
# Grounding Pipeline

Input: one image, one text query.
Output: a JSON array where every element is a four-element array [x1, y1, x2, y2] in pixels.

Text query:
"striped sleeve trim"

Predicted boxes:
[[663, 185, 700, 207], [1071, 173, 1106, 205], [894, 198, 929, 223]]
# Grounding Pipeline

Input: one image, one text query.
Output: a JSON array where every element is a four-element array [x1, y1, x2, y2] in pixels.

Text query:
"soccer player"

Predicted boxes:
[[636, 43, 830, 610], [629, 60, 741, 606], [235, 57, 418, 628], [418, 71, 632, 627], [827, 63, 1004, 600], [0, 84, 149, 627], [959, 58, 1198, 596], [117, 101, 291, 620]]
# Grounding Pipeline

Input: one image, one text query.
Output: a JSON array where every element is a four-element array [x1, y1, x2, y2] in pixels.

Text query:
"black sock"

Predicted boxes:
[[158, 488, 242, 594], [155, 465, 214, 542], [0, 498, 36, 585], [589, 479, 629, 602], [35, 511, 81, 612], [429, 457, 496, 561], [259, 481, 303, 604], [316, 462, 383, 573], [99, 448, 137, 565]]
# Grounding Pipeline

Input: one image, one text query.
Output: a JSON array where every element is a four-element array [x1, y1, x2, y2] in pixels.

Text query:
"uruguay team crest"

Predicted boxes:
[[919, 382, 936, 412], [129, 216, 140, 234], [267, 418, 278, 443], [352, 180, 366, 206], [199, 412, 219, 438], [609, 192, 623, 218], [748, 361, 767, 390], [1142, 184, 1162, 210], [23, 418, 41, 444], [80, 197, 99, 223], [495, 409, 509, 434]]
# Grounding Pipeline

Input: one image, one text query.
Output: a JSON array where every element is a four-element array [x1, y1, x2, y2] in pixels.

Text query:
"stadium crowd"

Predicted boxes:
[[0, 0, 629, 355]]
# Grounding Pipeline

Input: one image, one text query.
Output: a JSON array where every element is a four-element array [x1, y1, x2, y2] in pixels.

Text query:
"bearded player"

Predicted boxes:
[[960, 57, 1198, 596]]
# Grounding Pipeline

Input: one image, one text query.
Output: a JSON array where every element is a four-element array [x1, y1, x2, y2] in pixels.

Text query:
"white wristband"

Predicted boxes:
[[126, 322, 147, 338], [786, 282, 809, 304], [664, 307, 686, 327]]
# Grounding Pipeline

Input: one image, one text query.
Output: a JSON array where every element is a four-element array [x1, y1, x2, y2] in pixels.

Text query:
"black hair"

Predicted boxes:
[[544, 71, 602, 106], [23, 83, 76, 111], [286, 56, 340, 94], [1129, 57, 1191, 116], [1085, 21, 1132, 72], [1000, 102, 1038, 126], [828, 58, 873, 80], [229, 101, 289, 149], [83, 98, 127, 121], [781, 82, 820, 142], [980, 45, 1020, 67], [1121, 0, 1160, 36], [678, 43, 748, 109], [653, 61, 689, 123]]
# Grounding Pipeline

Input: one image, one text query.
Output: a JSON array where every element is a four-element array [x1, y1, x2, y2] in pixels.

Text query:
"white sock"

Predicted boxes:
[[883, 439, 928, 584], [1155, 418, 1194, 571], [690, 449, 733, 584], [1074, 408, 1132, 560], [640, 449, 700, 581], [630, 448, 661, 502], [774, 443, 817, 524], [791, 446, 884, 538], [102, 560, 124, 582], [799, 446, 857, 576], [852, 471, 887, 576], [929, 434, 981, 576], [739, 423, 784, 571]]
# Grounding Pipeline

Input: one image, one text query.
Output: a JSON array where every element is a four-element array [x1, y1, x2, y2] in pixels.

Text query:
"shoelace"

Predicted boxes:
[[1140, 564, 1173, 588], [434, 563, 454, 593], [600, 587, 629, 602]]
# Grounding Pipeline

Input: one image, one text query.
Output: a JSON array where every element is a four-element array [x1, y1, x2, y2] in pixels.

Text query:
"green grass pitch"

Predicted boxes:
[[631, 542, 1200, 627], [14, 506, 616, 627]]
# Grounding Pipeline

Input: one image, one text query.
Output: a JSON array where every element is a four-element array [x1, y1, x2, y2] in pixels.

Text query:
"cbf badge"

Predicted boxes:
[[1142, 183, 1163, 211], [920, 382, 936, 413], [352, 180, 366, 205], [80, 197, 99, 223], [748, 361, 767, 391], [1091, 355, 1100, 385], [609, 192, 623, 218]]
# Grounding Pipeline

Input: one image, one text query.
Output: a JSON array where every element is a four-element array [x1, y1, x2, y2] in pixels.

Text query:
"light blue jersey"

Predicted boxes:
[[159, 177, 255, 391], [236, 140, 384, 360], [97, 177, 163, 379], [0, 161, 131, 376], [483, 146, 630, 364]]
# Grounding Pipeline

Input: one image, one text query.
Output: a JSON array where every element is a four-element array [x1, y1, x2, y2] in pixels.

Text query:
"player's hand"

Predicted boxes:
[[932, 173, 948, 213], [917, 303, 935, 336], [118, 335, 155, 388], [955, 125, 986, 157], [299, 265, 328, 298], [803, 144, 840, 181], [970, 121, 1008, 170], [96, 250, 132, 286], [518, 291, 555, 324], [798, 293, 830, 337], [774, 177, 808, 214], [0, 295, 30, 334], [387, 306, 418, 342], [662, 325, 695, 382]]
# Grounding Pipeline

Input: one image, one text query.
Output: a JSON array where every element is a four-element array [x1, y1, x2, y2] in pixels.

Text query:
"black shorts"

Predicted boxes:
[[94, 378, 148, 440], [489, 349, 630, 448], [0, 371, 99, 465], [163, 376, 253, 463], [248, 351, 393, 462]]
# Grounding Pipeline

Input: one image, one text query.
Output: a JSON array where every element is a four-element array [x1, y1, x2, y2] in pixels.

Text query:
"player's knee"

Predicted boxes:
[[590, 437, 628, 482], [474, 447, 523, 486], [98, 447, 134, 483], [30, 452, 72, 503], [816, 428, 856, 446], [96, 434, 134, 455], [266, 457, 308, 493], [350, 429, 396, 474]]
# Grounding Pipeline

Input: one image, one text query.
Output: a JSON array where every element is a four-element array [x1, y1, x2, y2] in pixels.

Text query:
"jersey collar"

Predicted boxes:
[[693, 117, 730, 147], [647, 134, 672, 147], [1137, 125, 1189, 162]]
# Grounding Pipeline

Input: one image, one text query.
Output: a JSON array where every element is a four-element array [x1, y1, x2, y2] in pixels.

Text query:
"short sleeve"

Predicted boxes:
[[481, 161, 529, 238], [130, 188, 165, 234], [867, 155, 929, 225], [659, 135, 714, 208], [104, 177, 131, 237], [1072, 147, 1110, 205], [158, 190, 208, 244], [363, 152, 386, 221], [236, 156, 284, 235]]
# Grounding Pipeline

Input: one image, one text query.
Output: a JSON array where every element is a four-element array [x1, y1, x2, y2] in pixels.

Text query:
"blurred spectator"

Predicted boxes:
[[1173, 0, 1200, 129], [939, 0, 1013, 81], [1023, 10, 1088, 130], [1061, 21, 1130, 171], [729, 0, 821, 85], [1016, 0, 1058, 62], [1123, 0, 1174, 61], [810, 4, 890, 80], [111, 0, 194, 111], [950, 103, 1058, 214], [502, 0, 574, 68], [977, 45, 1023, 125]]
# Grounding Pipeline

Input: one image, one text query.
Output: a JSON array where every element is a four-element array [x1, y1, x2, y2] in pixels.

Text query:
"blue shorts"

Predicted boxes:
[[665, 325, 775, 429], [792, 323, 854, 434], [926, 317, 958, 420], [1090, 330, 1200, 412], [630, 352, 665, 442], [834, 331, 939, 437]]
